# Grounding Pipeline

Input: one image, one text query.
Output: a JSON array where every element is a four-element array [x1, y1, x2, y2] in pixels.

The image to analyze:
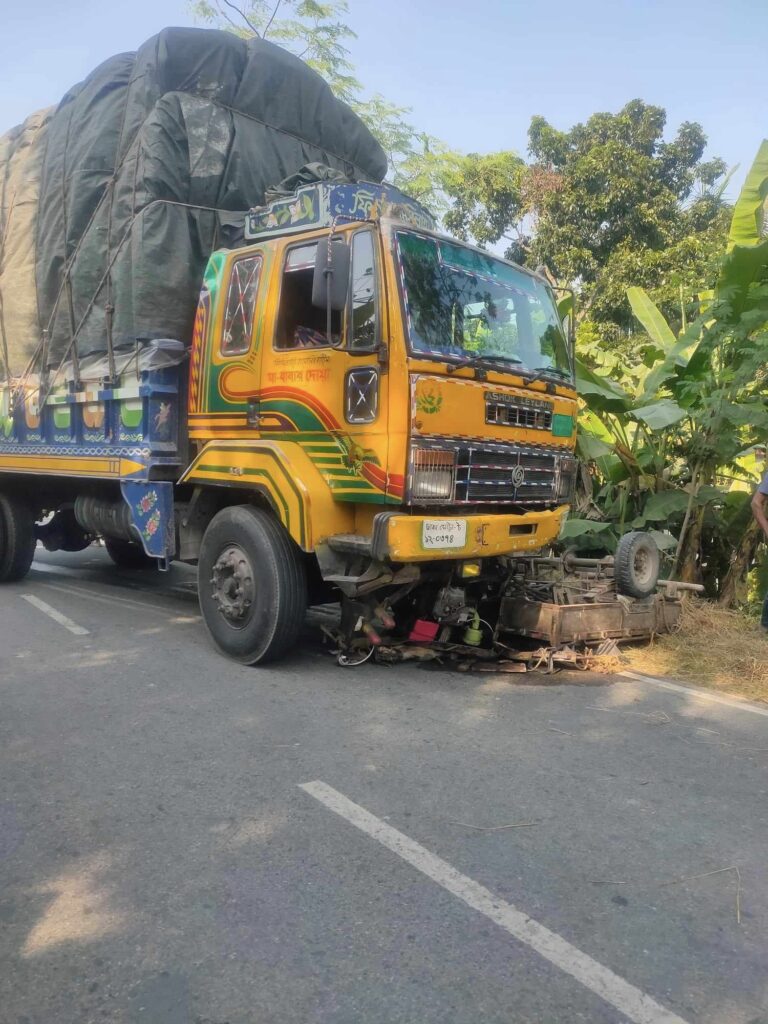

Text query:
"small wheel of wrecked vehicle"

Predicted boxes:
[[614, 530, 660, 599], [198, 505, 307, 665], [0, 492, 36, 583]]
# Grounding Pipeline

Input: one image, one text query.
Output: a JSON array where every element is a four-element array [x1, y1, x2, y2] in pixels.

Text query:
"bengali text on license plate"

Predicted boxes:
[[421, 519, 467, 549]]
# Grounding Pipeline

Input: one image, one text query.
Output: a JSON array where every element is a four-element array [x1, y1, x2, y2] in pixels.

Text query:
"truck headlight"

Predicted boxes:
[[556, 455, 578, 503], [410, 447, 456, 502]]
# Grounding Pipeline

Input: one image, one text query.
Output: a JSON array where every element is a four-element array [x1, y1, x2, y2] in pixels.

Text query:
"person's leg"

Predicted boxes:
[[762, 590, 768, 629]]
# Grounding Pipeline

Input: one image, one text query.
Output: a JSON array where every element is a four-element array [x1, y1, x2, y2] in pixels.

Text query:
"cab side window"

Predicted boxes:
[[221, 255, 262, 356], [349, 230, 377, 351], [275, 241, 341, 350]]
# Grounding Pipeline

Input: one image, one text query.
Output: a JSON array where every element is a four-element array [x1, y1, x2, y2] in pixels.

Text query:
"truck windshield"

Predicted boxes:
[[395, 231, 572, 380]]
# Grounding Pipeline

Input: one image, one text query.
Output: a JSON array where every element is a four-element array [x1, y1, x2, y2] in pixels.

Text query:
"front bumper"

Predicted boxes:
[[371, 506, 567, 562]]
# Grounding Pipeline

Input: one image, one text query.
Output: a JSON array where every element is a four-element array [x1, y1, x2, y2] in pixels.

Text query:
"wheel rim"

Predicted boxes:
[[633, 547, 654, 588], [210, 544, 256, 628]]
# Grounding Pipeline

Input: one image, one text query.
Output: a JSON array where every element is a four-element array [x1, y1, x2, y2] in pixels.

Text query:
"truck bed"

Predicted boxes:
[[0, 340, 188, 484]]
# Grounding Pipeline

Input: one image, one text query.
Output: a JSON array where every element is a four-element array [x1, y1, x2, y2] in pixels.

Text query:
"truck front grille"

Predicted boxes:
[[456, 443, 558, 505], [408, 439, 562, 508]]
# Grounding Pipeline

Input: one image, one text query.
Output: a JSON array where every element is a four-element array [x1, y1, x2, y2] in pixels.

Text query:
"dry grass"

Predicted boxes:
[[624, 599, 768, 703], [580, 652, 626, 675]]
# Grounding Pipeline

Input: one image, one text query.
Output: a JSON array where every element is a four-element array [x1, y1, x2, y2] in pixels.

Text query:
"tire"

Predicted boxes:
[[615, 530, 660, 599], [198, 505, 307, 665], [104, 537, 156, 569], [0, 493, 36, 583]]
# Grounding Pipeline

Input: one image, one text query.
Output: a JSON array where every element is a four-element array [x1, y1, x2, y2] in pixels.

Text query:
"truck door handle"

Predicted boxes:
[[246, 399, 261, 428]]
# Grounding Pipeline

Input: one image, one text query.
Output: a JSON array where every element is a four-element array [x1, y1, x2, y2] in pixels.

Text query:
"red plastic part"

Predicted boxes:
[[408, 619, 440, 643]]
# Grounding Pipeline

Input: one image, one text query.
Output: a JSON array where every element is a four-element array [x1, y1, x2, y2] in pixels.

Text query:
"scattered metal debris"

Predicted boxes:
[[321, 549, 702, 671]]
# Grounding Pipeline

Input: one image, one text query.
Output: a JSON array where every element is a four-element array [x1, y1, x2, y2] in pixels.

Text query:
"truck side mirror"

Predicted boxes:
[[312, 236, 350, 312]]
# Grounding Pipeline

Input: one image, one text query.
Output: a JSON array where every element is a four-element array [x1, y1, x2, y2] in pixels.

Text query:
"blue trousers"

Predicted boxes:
[[763, 592, 768, 629]]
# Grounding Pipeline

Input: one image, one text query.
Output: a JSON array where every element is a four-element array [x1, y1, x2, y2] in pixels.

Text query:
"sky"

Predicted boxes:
[[1, 0, 765, 200]]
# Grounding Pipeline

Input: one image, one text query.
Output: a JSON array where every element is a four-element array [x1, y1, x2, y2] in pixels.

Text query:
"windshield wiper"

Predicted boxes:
[[445, 354, 523, 374], [444, 354, 490, 379], [524, 365, 573, 385], [477, 355, 524, 367]]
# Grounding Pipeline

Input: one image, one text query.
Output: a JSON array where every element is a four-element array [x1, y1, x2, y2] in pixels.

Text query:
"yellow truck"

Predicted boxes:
[[0, 180, 580, 663]]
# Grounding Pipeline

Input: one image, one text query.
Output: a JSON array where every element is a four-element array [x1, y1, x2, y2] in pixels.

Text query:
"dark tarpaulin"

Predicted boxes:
[[25, 27, 386, 368]]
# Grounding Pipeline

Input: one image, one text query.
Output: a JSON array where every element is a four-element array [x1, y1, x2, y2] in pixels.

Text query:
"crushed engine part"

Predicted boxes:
[[432, 585, 473, 624]]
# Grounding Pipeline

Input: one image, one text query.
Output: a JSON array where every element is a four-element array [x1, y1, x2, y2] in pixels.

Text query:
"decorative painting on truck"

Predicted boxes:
[[0, 343, 186, 482], [246, 181, 436, 241]]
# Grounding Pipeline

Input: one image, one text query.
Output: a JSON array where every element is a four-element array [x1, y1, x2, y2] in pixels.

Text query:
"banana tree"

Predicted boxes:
[[570, 140, 768, 597]]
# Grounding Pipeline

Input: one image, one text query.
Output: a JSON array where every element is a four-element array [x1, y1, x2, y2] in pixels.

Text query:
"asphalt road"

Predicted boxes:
[[1, 546, 768, 1024]]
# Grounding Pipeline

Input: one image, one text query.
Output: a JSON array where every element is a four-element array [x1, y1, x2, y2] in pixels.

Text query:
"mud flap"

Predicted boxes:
[[120, 481, 174, 564]]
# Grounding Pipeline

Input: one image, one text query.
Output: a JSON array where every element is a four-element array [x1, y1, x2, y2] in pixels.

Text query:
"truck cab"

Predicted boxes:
[[181, 181, 578, 661]]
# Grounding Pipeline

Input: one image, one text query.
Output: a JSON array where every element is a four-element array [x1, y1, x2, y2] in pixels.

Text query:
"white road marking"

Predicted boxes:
[[38, 581, 199, 619], [300, 780, 690, 1024], [31, 560, 198, 604], [21, 594, 90, 636], [623, 671, 768, 720]]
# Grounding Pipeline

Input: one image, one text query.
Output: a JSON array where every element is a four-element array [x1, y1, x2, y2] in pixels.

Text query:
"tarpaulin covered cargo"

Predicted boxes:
[[0, 27, 387, 377], [0, 108, 53, 375]]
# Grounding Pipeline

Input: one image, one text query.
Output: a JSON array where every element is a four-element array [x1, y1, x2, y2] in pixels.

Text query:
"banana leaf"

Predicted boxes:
[[631, 399, 686, 431], [625, 290, 703, 401], [728, 139, 768, 250], [642, 490, 690, 521], [716, 141, 768, 318], [557, 293, 574, 320], [627, 286, 677, 350], [648, 529, 677, 551], [575, 357, 631, 413], [560, 518, 612, 538], [576, 430, 613, 461], [716, 238, 768, 319]]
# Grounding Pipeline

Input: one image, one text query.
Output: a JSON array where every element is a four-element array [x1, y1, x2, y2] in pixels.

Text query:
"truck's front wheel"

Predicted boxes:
[[198, 505, 307, 665], [0, 493, 36, 583]]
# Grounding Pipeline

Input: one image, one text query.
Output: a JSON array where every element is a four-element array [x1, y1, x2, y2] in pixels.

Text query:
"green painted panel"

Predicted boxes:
[[551, 413, 574, 437], [120, 400, 143, 429], [53, 407, 71, 429]]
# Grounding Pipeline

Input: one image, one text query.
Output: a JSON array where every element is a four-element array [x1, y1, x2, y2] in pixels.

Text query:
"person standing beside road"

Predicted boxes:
[[751, 465, 768, 628]]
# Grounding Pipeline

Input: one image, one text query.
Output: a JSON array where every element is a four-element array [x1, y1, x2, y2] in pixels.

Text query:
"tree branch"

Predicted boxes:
[[262, 0, 282, 37], [214, 3, 249, 33], [218, 0, 260, 35], [671, 458, 703, 578]]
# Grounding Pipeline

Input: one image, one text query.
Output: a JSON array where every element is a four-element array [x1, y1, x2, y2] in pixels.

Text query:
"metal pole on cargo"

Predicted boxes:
[[0, 294, 10, 382], [105, 302, 117, 384], [65, 274, 82, 389], [39, 328, 49, 397], [0, 176, 10, 378]]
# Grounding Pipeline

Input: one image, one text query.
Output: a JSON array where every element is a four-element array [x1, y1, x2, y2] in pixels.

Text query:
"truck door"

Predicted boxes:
[[188, 245, 270, 441], [259, 227, 391, 505]]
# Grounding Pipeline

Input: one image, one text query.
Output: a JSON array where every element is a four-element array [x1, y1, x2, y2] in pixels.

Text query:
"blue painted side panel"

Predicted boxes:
[[0, 343, 187, 482], [120, 481, 175, 559]]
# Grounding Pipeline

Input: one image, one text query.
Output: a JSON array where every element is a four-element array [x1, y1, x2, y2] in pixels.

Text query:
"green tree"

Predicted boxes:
[[443, 100, 730, 346], [570, 141, 768, 603], [440, 151, 527, 249]]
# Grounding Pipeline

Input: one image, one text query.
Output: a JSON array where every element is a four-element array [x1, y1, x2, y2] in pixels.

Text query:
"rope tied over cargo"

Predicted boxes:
[[0, 26, 387, 392]]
